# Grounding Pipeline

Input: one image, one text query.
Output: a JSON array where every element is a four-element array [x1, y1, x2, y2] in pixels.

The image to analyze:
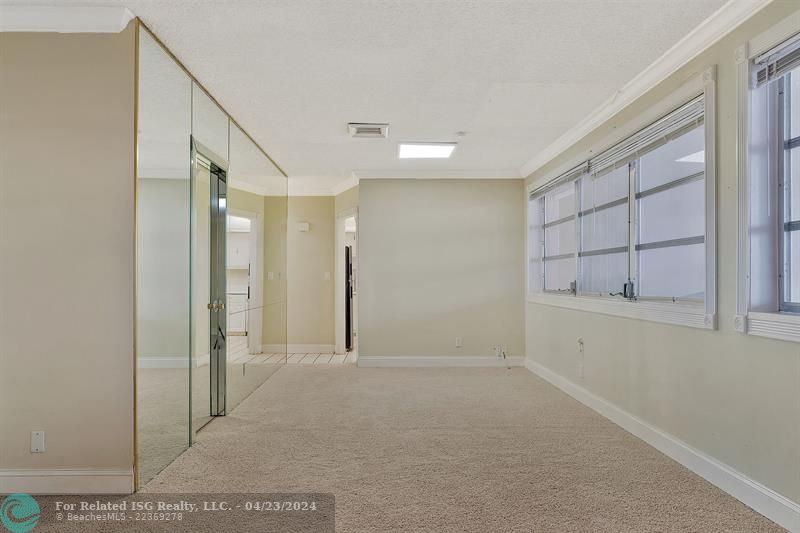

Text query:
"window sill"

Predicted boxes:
[[735, 312, 800, 343], [527, 292, 714, 330]]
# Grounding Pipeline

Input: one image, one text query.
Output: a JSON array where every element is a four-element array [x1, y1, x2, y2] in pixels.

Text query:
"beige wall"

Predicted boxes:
[[335, 185, 359, 215], [138, 178, 190, 358], [0, 27, 135, 475], [287, 196, 335, 345], [263, 195, 288, 346], [359, 179, 525, 358], [525, 1, 800, 504]]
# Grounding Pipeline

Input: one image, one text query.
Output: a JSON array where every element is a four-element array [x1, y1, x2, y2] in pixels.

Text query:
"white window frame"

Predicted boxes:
[[735, 12, 800, 343], [527, 67, 717, 330]]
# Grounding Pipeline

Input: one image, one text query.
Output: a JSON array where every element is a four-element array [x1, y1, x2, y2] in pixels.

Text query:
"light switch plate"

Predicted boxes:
[[31, 430, 45, 453]]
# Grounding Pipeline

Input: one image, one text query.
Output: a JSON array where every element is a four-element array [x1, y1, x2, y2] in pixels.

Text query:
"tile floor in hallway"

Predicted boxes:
[[227, 336, 352, 365]]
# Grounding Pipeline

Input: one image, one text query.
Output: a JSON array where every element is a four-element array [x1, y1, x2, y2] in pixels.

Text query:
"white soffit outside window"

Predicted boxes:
[[0, 5, 135, 33]]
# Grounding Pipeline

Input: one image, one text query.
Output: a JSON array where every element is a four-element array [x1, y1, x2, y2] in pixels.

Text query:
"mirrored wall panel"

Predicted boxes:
[[136, 28, 192, 486], [226, 124, 288, 410], [136, 25, 288, 488]]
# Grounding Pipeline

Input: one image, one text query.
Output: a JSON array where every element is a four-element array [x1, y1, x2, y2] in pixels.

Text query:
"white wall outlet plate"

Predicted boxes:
[[455, 337, 462, 348], [31, 430, 45, 453]]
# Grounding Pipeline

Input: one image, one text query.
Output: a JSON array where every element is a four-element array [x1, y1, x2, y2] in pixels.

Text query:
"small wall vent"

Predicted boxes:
[[348, 123, 389, 138]]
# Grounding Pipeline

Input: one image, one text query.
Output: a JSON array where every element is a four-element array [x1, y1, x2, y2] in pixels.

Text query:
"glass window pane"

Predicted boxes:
[[790, 70, 800, 139], [581, 204, 628, 252], [545, 219, 575, 256], [581, 166, 628, 207], [528, 197, 544, 292], [638, 178, 705, 244], [639, 124, 705, 191], [579, 252, 628, 296], [789, 147, 800, 221], [785, 229, 800, 304], [639, 243, 705, 299], [544, 257, 574, 291], [545, 182, 575, 223]]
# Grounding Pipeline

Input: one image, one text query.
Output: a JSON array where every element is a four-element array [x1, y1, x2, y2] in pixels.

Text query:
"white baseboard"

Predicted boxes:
[[262, 344, 334, 354], [358, 355, 524, 368], [0, 469, 134, 494], [524, 358, 800, 532], [138, 354, 209, 369]]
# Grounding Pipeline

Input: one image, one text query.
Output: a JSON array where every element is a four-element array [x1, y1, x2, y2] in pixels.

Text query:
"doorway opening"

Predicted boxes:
[[226, 213, 252, 366], [335, 210, 358, 359], [191, 139, 228, 435]]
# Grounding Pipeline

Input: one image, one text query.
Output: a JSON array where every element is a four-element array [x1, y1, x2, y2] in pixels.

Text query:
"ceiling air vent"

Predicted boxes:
[[348, 122, 389, 138]]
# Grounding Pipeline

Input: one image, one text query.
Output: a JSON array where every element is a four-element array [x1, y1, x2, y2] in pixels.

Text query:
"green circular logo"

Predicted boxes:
[[0, 494, 40, 533]]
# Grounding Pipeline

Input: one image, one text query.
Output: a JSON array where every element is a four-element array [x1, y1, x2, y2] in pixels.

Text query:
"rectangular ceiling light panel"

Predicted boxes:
[[398, 142, 457, 159]]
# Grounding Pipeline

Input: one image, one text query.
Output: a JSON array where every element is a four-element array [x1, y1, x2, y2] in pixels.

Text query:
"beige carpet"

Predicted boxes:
[[142, 365, 782, 532]]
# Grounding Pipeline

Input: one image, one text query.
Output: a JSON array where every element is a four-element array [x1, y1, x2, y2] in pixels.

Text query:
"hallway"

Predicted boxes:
[[142, 366, 780, 532]]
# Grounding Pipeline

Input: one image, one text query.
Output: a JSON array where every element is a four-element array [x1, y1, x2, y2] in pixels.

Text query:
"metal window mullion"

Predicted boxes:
[[780, 75, 792, 309], [577, 196, 628, 217], [543, 214, 576, 229], [578, 246, 630, 258], [635, 170, 704, 200], [636, 235, 705, 251], [542, 195, 548, 290], [574, 179, 581, 295], [628, 160, 638, 295]]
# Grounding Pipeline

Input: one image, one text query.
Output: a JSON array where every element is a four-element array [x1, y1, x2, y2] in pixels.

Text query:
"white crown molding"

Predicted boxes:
[[524, 359, 800, 531], [519, 0, 774, 179], [352, 169, 521, 180], [358, 355, 524, 368], [0, 5, 135, 33], [0, 469, 134, 494]]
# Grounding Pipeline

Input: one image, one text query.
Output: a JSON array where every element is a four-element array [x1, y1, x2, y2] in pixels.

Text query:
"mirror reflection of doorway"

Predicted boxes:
[[226, 214, 252, 364], [336, 213, 358, 357], [191, 140, 228, 435]]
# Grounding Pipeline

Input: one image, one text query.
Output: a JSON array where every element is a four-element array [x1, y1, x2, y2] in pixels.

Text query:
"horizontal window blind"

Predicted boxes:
[[529, 96, 704, 201], [529, 161, 588, 200], [588, 95, 705, 177], [754, 32, 800, 87]]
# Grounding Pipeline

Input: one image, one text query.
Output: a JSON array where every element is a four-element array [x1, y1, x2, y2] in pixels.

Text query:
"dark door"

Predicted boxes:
[[345, 245, 353, 352]]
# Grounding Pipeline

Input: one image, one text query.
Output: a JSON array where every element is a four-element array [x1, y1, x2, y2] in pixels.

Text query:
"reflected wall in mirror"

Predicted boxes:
[[226, 124, 288, 411], [135, 28, 192, 487]]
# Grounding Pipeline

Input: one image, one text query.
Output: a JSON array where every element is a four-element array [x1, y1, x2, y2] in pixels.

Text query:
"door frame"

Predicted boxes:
[[335, 207, 358, 356], [227, 206, 263, 355], [190, 137, 229, 428]]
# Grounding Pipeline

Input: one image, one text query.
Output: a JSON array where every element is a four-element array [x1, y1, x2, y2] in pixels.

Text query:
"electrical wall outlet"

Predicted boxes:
[[31, 431, 45, 453], [494, 345, 502, 358], [455, 337, 462, 348]]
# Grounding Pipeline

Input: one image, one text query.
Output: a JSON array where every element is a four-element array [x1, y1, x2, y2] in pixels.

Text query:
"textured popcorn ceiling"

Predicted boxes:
[[53, 0, 726, 193]]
